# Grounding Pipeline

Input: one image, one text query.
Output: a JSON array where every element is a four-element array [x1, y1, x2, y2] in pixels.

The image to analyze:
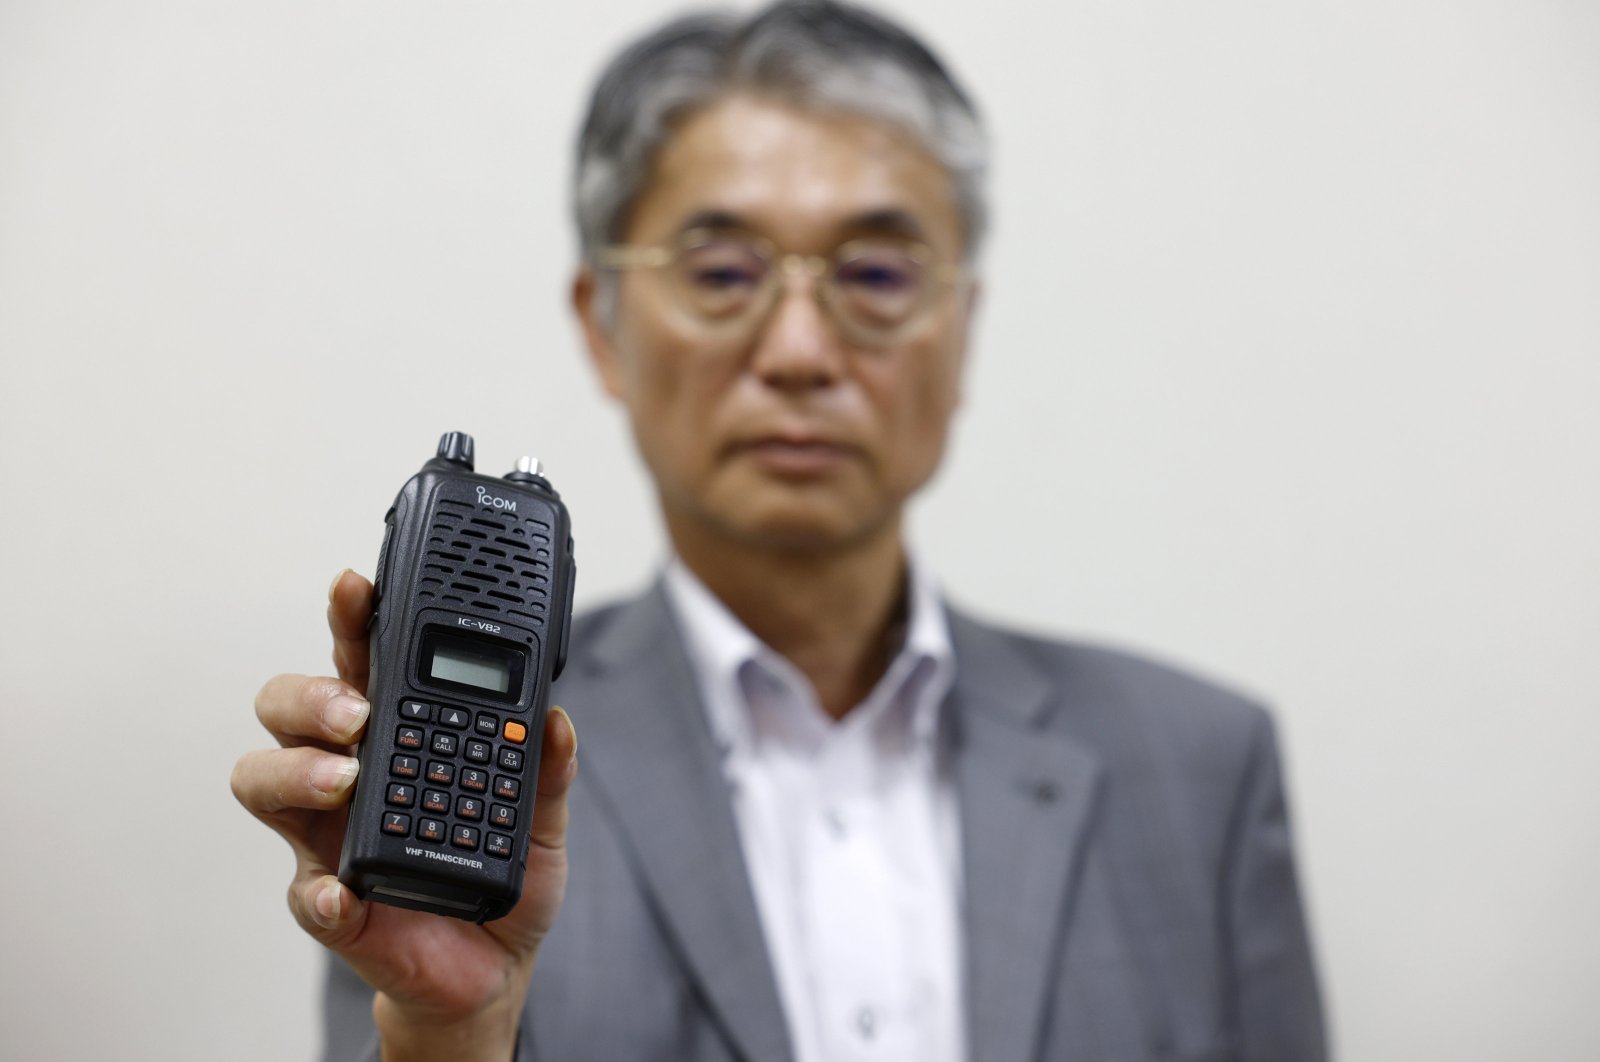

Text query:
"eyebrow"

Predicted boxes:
[[676, 210, 747, 235], [846, 208, 928, 243], [673, 207, 930, 244]]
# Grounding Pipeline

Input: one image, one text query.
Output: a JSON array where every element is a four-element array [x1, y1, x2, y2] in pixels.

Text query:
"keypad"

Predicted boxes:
[[376, 699, 529, 858]]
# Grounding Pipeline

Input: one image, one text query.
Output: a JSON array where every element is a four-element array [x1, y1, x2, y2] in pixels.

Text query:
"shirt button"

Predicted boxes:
[[854, 1006, 878, 1040], [823, 807, 847, 839]]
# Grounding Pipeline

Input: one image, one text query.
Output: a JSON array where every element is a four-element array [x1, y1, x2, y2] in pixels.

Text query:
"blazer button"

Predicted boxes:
[[1026, 779, 1058, 803]]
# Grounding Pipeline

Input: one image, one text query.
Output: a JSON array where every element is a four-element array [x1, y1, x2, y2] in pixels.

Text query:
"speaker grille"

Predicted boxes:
[[417, 498, 553, 623]]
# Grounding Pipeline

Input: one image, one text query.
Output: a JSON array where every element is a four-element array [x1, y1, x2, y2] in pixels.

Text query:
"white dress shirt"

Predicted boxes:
[[662, 560, 965, 1062]]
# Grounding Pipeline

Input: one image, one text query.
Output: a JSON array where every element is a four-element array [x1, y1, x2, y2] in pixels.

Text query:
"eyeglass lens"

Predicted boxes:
[[668, 236, 931, 341]]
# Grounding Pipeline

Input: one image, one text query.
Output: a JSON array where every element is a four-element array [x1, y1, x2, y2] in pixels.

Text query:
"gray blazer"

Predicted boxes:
[[323, 587, 1326, 1062]]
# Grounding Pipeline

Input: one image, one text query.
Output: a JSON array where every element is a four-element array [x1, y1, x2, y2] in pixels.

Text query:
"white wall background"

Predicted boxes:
[[2, 1, 1596, 1059]]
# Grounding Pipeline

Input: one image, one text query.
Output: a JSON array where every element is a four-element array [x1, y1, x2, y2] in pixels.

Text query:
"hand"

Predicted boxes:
[[231, 570, 578, 1061]]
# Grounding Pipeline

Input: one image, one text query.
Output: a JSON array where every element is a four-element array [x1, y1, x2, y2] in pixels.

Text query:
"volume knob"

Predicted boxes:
[[436, 431, 475, 470]]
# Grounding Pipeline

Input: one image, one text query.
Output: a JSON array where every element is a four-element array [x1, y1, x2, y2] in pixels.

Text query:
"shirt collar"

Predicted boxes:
[[662, 556, 955, 753]]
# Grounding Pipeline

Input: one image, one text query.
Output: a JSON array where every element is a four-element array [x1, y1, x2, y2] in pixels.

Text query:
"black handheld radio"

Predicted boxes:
[[338, 431, 575, 922]]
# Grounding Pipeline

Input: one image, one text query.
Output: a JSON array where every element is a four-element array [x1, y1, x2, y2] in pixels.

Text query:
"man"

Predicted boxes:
[[233, 3, 1327, 1060]]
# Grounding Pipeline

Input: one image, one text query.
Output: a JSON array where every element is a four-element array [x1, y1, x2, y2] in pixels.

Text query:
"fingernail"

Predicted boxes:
[[326, 695, 369, 740], [328, 568, 352, 603], [311, 755, 359, 794], [312, 879, 342, 928]]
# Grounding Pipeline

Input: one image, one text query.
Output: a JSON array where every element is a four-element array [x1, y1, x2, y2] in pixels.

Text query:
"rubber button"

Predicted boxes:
[[504, 720, 528, 745]]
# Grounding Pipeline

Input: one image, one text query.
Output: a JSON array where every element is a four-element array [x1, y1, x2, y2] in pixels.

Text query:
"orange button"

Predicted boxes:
[[503, 720, 527, 745]]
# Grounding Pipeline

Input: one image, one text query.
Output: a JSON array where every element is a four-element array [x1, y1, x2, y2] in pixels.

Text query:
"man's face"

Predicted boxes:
[[577, 94, 975, 555]]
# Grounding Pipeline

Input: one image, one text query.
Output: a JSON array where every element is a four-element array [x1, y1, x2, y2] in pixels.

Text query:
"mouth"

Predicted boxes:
[[729, 434, 858, 477]]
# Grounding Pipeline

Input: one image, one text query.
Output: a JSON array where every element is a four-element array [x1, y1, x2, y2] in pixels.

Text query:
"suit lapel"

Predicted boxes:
[[947, 610, 1104, 1062], [571, 588, 793, 1062]]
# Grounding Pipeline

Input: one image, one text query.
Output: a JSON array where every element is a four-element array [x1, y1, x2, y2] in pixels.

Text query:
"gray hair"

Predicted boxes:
[[573, 0, 989, 281]]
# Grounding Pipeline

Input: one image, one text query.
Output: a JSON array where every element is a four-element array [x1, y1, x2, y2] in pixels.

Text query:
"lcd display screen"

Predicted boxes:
[[429, 644, 513, 693], [418, 627, 527, 702]]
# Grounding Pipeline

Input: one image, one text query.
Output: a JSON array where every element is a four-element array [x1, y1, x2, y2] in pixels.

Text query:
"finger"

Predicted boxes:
[[288, 869, 370, 945], [529, 707, 578, 854], [232, 745, 361, 818], [327, 569, 373, 693], [255, 673, 370, 747]]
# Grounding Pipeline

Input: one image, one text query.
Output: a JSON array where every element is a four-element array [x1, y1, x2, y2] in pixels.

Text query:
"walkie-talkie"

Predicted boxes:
[[339, 431, 575, 922]]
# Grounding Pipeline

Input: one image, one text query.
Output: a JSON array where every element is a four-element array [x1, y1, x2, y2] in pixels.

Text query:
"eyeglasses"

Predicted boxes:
[[595, 229, 966, 348]]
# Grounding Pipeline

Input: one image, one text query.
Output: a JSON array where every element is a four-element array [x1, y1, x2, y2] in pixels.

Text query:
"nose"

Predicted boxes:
[[748, 258, 845, 391]]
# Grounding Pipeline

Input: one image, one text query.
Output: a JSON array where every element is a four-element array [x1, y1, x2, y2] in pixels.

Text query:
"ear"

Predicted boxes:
[[572, 267, 625, 400]]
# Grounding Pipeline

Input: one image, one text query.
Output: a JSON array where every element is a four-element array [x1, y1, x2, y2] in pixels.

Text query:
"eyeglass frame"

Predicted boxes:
[[592, 228, 970, 348]]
